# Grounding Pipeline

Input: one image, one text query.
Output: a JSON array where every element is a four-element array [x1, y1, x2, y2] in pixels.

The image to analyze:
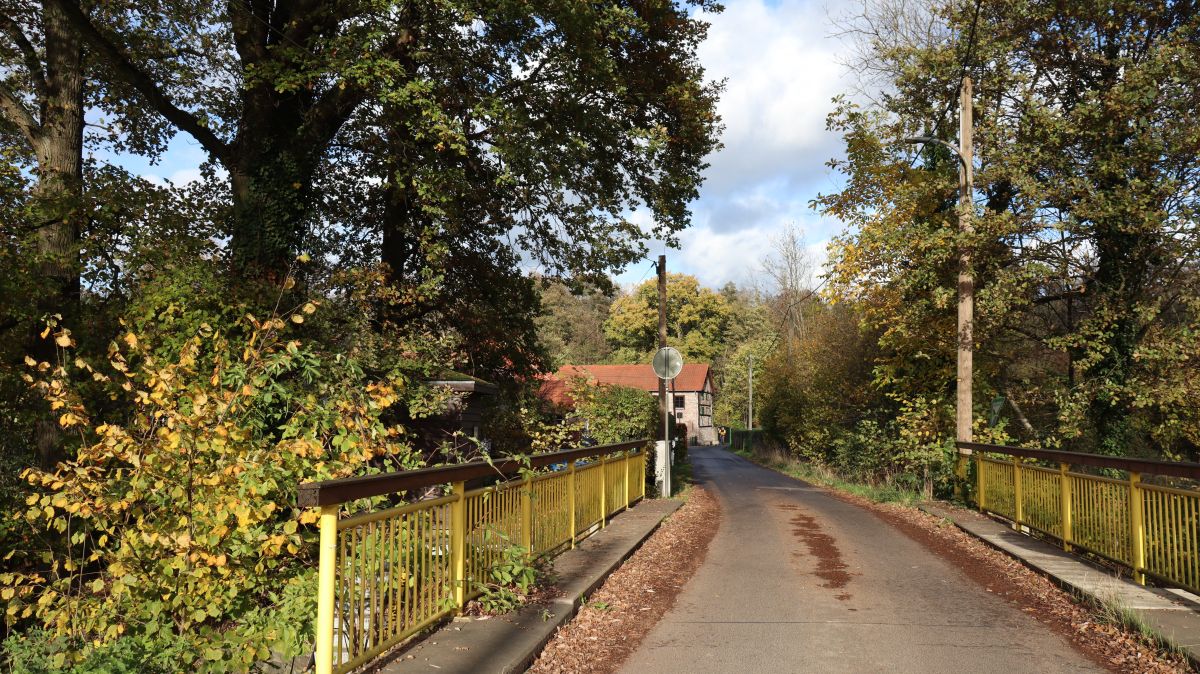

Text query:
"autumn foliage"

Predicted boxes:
[[2, 302, 408, 671]]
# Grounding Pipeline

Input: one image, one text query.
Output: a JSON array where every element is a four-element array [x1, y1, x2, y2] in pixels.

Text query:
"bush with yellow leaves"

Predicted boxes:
[[1, 302, 410, 672]]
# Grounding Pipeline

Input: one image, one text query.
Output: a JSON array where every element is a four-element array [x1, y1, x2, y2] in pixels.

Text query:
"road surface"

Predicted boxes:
[[619, 445, 1102, 673]]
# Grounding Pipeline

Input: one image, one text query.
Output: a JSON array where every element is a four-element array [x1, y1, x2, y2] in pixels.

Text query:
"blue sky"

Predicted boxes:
[[122, 0, 857, 292], [610, 0, 857, 290]]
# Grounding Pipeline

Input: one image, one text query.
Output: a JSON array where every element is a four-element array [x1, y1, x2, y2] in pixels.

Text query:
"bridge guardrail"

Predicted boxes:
[[298, 439, 649, 674], [961, 441, 1200, 594]]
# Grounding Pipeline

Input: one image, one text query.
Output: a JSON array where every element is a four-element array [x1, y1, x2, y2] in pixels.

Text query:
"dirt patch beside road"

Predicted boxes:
[[528, 487, 721, 674]]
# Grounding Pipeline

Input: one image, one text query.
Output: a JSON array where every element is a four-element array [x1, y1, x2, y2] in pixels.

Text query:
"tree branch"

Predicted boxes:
[[0, 17, 48, 100], [48, 0, 232, 163], [301, 82, 368, 153], [0, 81, 40, 144]]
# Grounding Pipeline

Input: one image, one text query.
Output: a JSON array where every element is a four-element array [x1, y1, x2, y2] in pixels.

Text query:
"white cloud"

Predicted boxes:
[[696, 0, 852, 200], [630, 0, 859, 290], [142, 166, 209, 187]]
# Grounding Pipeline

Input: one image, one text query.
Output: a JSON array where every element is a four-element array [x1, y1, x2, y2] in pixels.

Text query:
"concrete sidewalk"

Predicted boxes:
[[922, 502, 1200, 666], [373, 498, 682, 674]]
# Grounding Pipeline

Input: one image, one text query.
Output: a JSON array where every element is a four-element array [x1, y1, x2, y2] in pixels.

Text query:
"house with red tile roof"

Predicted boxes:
[[540, 363, 718, 445]]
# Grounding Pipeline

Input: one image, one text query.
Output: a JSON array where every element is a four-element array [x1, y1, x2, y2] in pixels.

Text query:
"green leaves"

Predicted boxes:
[[3, 301, 410, 671]]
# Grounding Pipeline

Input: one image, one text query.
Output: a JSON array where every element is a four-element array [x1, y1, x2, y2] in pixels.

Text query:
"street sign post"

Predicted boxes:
[[652, 347, 683, 497]]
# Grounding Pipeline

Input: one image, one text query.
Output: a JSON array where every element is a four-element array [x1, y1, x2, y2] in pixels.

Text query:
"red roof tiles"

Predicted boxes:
[[539, 363, 713, 407]]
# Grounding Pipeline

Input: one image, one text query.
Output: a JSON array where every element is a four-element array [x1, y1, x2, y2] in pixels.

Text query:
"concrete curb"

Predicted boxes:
[[920, 502, 1200, 670], [374, 499, 683, 674]]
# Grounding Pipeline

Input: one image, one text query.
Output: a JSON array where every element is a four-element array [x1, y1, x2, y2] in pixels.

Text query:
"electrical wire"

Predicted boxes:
[[906, 0, 984, 168]]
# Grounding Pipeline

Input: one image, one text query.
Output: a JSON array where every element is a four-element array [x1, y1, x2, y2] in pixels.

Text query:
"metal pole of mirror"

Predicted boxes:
[[652, 346, 683, 497]]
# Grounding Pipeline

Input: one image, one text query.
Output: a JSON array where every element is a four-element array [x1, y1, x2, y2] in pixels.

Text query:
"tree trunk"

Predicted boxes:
[[1087, 217, 1151, 455], [30, 0, 85, 468], [227, 135, 316, 279]]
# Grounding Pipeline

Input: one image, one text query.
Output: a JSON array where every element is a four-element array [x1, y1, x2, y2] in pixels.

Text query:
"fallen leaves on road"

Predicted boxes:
[[528, 488, 721, 674], [833, 492, 1191, 674]]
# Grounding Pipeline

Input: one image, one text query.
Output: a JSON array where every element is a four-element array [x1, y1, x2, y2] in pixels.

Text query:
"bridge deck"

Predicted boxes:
[[621, 445, 1102, 673]]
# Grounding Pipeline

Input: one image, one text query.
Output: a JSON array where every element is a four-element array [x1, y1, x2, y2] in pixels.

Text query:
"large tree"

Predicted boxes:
[[1, 0, 84, 323], [820, 0, 1200, 456], [605, 273, 735, 364], [57, 0, 722, 285], [535, 280, 613, 367]]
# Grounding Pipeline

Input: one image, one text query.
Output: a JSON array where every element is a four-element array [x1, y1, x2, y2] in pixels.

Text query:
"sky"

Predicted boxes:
[[614, 0, 858, 290], [124, 0, 859, 292]]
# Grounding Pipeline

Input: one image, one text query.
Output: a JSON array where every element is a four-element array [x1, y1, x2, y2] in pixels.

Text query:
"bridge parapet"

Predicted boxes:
[[298, 440, 649, 674], [962, 441, 1200, 594]]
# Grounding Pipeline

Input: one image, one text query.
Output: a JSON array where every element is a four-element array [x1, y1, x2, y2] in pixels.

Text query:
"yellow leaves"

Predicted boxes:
[[58, 412, 81, 428], [54, 331, 73, 348], [290, 314, 304, 324], [123, 332, 138, 349], [1, 588, 14, 600], [302, 302, 317, 315], [23, 355, 36, 367]]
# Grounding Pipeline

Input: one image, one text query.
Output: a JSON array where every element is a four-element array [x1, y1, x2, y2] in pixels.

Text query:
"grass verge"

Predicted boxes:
[[732, 445, 922, 505], [1094, 594, 1191, 663]]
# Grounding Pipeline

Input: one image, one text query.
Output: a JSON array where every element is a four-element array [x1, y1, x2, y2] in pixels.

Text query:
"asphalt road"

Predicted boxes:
[[619, 445, 1103, 674]]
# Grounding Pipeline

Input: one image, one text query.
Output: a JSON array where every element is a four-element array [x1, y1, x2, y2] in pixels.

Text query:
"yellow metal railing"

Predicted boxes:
[[966, 442, 1200, 595], [299, 441, 648, 674]]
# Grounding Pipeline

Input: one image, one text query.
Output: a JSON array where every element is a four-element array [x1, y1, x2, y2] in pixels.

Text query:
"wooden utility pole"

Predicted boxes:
[[955, 76, 975, 497], [747, 355, 754, 430]]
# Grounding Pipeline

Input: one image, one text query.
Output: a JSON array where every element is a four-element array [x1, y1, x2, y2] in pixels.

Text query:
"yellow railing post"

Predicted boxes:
[[568, 460, 577, 549], [1059, 462, 1072, 551], [1130, 472, 1145, 585], [623, 450, 631, 510], [599, 454, 608, 528], [315, 505, 338, 674], [521, 477, 533, 554], [976, 455, 986, 512], [1012, 456, 1024, 530], [451, 481, 467, 608]]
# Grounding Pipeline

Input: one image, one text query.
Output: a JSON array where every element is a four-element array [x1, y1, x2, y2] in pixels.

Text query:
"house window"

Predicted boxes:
[[673, 395, 685, 409]]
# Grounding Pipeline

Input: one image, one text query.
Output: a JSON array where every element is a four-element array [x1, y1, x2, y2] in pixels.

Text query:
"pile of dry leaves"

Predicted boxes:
[[528, 487, 721, 674]]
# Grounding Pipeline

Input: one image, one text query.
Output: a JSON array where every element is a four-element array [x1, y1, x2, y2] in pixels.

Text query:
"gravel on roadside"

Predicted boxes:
[[528, 487, 721, 674]]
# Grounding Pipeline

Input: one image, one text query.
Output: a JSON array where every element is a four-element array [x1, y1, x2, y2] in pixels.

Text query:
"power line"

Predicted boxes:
[[907, 0, 984, 168], [635, 259, 657, 284]]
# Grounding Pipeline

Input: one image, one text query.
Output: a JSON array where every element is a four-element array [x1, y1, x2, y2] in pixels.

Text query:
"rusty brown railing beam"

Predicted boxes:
[[297, 439, 649, 508]]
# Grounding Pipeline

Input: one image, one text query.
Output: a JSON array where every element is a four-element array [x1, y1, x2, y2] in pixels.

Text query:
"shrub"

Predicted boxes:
[[1, 302, 411, 672], [569, 379, 657, 445]]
